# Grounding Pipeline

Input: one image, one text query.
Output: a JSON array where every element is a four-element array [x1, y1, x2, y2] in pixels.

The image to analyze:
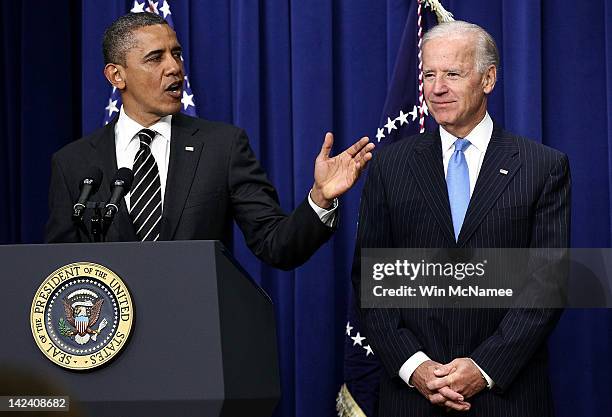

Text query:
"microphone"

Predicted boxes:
[[103, 168, 134, 222], [72, 167, 103, 221]]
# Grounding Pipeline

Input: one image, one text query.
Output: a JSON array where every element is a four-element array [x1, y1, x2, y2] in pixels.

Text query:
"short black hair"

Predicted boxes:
[[102, 12, 168, 66]]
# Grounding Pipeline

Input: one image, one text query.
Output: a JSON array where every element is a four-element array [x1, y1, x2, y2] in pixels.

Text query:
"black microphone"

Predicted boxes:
[[72, 167, 103, 221], [103, 168, 134, 222]]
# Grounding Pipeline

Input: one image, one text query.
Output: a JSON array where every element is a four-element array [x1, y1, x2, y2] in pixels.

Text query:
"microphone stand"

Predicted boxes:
[[101, 206, 117, 241], [72, 212, 90, 241], [90, 204, 103, 243]]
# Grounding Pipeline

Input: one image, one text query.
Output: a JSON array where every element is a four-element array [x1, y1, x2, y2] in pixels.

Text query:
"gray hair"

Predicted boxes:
[[102, 12, 168, 66], [422, 21, 500, 73]]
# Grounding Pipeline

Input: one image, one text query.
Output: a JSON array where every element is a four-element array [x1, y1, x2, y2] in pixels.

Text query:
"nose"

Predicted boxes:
[[164, 54, 183, 77], [431, 76, 448, 95]]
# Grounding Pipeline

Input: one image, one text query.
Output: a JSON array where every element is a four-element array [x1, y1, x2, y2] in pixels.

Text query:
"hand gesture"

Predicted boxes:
[[310, 132, 374, 208]]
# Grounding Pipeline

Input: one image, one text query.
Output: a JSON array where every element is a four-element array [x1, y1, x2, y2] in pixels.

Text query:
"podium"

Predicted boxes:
[[0, 241, 280, 417]]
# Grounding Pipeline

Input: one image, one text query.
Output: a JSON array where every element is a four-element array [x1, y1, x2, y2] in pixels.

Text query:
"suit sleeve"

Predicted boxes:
[[352, 154, 426, 376], [228, 129, 335, 270], [45, 153, 82, 243], [470, 153, 571, 392]]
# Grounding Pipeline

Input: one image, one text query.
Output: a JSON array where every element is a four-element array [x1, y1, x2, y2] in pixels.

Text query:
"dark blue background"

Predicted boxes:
[[1, 1, 611, 416]]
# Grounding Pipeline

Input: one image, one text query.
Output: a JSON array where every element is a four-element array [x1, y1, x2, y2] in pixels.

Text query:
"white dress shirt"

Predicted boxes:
[[115, 107, 171, 211], [115, 107, 336, 223], [398, 112, 495, 389], [441, 112, 493, 197]]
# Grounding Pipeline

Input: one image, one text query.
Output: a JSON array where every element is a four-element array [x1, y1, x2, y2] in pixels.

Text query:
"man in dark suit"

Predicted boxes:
[[354, 21, 570, 416], [46, 12, 374, 270]]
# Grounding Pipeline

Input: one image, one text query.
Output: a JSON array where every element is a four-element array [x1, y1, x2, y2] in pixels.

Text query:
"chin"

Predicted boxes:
[[432, 112, 457, 126], [162, 104, 182, 116]]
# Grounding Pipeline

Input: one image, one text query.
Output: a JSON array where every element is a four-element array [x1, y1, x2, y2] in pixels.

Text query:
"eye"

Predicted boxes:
[[172, 50, 182, 59], [447, 72, 460, 79]]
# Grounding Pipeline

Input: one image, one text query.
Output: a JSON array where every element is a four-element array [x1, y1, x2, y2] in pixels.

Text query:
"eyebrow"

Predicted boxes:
[[142, 46, 182, 60], [143, 49, 163, 60], [422, 68, 463, 73]]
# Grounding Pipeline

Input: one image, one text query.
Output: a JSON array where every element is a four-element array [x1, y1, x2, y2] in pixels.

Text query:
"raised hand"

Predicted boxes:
[[310, 132, 375, 208]]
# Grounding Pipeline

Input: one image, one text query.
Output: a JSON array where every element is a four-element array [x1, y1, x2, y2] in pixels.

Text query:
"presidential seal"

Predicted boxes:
[[30, 262, 134, 370]]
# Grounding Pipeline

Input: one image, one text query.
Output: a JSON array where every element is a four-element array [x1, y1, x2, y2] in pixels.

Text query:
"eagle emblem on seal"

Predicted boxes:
[[59, 289, 108, 345]]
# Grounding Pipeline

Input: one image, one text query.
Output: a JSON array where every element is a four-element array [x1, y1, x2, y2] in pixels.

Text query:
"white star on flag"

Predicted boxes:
[[409, 105, 418, 121], [181, 91, 195, 110], [398, 110, 409, 126], [364, 345, 374, 356], [351, 332, 366, 346], [385, 117, 397, 134], [145, 0, 159, 14], [131, 1, 145, 13], [345, 322, 353, 336], [105, 99, 119, 117], [376, 128, 385, 142], [160, 0, 171, 18]]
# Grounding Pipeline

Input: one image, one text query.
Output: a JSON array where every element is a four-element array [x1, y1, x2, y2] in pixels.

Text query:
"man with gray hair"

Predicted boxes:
[[354, 21, 569, 416]]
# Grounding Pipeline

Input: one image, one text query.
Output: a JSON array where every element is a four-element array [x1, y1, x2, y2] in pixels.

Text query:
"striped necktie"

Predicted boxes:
[[130, 129, 162, 241], [446, 138, 471, 241]]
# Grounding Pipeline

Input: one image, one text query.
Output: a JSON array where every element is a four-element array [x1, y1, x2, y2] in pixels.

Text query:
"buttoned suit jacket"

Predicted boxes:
[[46, 113, 334, 270], [353, 125, 570, 417]]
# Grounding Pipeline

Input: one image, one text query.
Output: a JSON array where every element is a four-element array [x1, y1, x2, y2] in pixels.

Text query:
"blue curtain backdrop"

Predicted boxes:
[[1, 1, 611, 416]]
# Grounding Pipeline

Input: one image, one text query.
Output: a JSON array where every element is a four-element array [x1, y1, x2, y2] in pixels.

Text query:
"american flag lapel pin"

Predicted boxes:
[[185, 146, 194, 152], [499, 169, 508, 175]]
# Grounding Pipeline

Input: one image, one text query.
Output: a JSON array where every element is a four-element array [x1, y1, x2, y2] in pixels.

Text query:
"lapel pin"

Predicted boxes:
[[185, 146, 194, 152], [499, 169, 508, 175]]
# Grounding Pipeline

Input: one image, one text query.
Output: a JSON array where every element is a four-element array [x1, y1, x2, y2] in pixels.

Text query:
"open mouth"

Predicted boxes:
[[165, 80, 183, 98]]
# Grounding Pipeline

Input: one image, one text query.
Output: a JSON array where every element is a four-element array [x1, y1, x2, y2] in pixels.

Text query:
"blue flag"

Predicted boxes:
[[103, 0, 197, 125], [374, 2, 447, 146], [337, 2, 453, 416]]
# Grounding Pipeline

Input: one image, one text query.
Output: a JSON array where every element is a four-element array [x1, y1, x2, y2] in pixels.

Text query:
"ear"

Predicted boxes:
[[103, 63, 126, 90], [482, 64, 497, 95]]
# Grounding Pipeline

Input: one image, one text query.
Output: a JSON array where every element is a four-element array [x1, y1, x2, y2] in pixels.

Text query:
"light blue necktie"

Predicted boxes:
[[446, 138, 471, 241]]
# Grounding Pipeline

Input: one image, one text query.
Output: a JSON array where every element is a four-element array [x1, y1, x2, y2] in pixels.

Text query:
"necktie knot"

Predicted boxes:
[[454, 138, 471, 153], [138, 129, 157, 146]]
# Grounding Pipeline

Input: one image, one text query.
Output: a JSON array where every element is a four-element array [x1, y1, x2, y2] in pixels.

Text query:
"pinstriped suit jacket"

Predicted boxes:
[[353, 125, 571, 417]]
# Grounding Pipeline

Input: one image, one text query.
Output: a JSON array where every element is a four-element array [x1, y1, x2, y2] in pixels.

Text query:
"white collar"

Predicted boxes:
[[439, 112, 493, 153], [116, 106, 172, 150]]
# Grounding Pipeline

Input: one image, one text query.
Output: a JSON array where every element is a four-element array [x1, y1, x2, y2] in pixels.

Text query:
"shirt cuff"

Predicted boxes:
[[399, 351, 431, 388], [308, 191, 338, 227], [469, 358, 494, 389]]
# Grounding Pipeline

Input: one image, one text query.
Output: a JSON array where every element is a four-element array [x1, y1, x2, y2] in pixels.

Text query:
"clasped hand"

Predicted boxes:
[[410, 358, 487, 412]]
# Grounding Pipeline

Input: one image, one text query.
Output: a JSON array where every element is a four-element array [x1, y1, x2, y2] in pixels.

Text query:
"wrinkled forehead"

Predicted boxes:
[[422, 35, 477, 68]]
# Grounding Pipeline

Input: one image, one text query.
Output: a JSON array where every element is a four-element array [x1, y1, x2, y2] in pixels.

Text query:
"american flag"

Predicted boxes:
[[374, 0, 454, 146], [103, 0, 197, 125]]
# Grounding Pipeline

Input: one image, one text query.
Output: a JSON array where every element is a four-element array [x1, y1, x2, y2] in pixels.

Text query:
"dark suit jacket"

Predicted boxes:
[[46, 113, 334, 270], [353, 125, 571, 417]]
